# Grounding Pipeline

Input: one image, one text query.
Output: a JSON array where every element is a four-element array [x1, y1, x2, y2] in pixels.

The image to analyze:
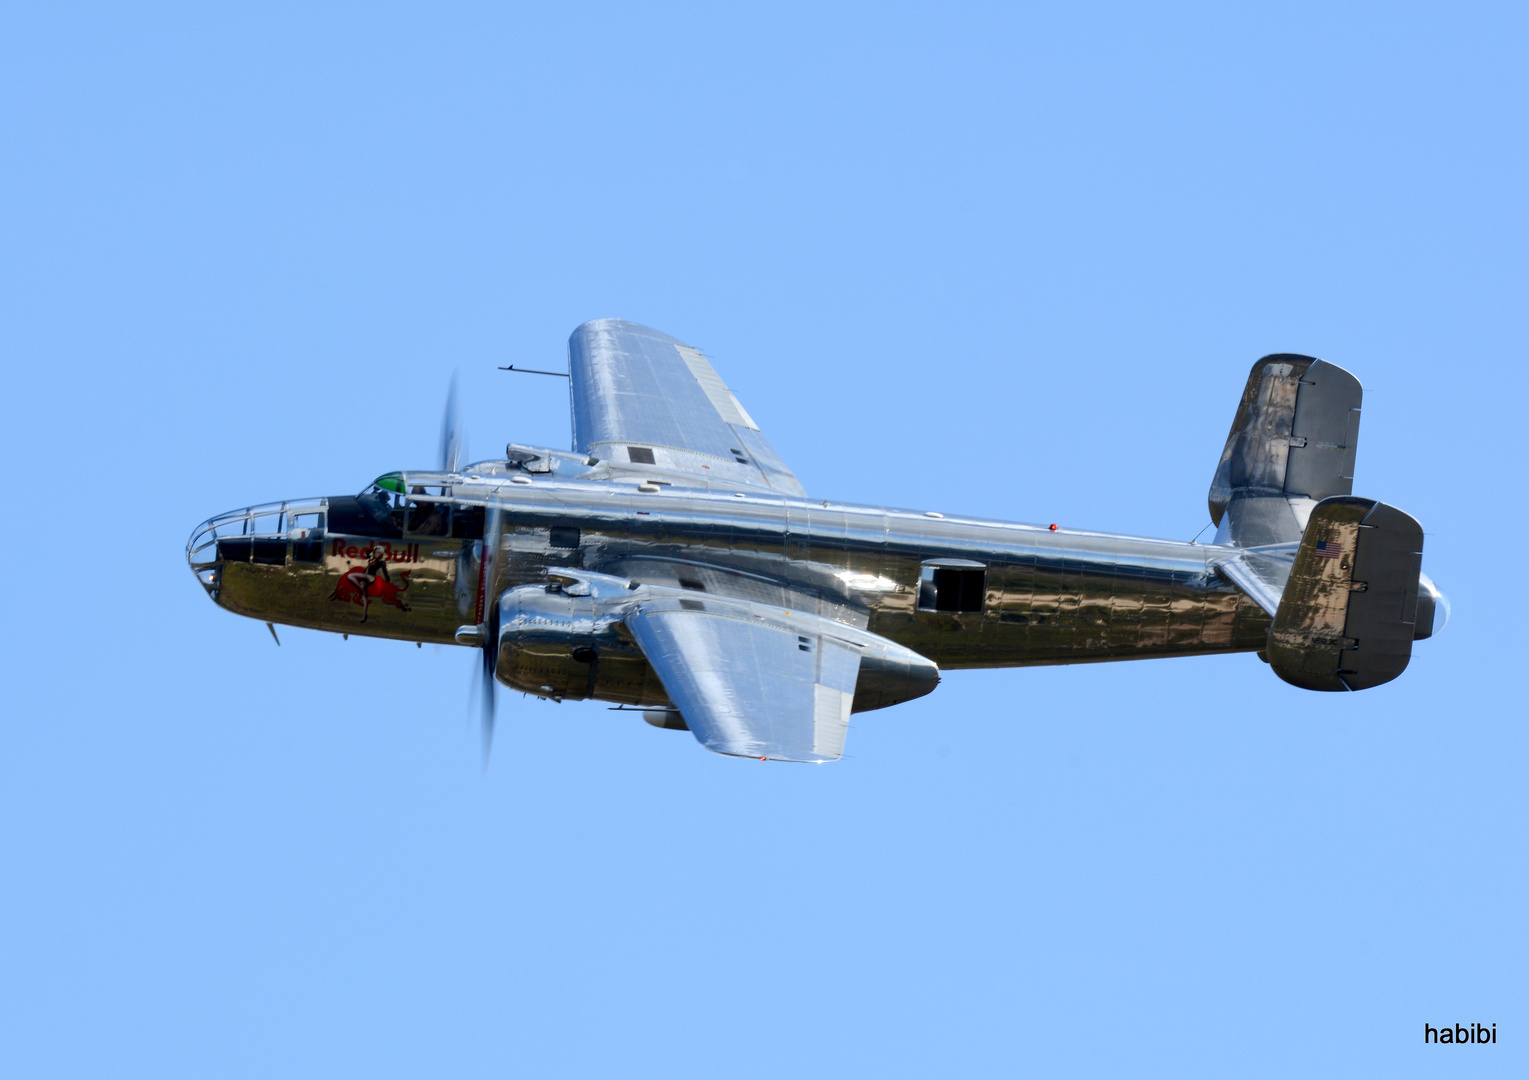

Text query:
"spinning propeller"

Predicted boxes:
[[439, 372, 464, 475], [440, 375, 505, 766], [477, 504, 504, 765]]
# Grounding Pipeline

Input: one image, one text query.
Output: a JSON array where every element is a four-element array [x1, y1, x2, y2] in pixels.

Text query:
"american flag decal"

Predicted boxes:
[[1313, 540, 1342, 559]]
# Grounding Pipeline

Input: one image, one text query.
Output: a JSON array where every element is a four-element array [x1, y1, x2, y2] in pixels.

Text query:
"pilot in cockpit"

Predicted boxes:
[[408, 486, 449, 536]]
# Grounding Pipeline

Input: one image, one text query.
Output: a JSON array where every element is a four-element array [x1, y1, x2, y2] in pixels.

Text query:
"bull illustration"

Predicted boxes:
[[329, 550, 412, 622]]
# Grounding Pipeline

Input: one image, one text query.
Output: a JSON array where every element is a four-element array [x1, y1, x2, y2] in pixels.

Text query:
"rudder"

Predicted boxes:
[[1209, 355, 1362, 546], [1267, 496, 1424, 691]]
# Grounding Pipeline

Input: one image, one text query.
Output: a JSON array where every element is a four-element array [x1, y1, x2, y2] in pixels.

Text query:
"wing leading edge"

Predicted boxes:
[[568, 319, 805, 495], [620, 596, 938, 762], [624, 601, 860, 762]]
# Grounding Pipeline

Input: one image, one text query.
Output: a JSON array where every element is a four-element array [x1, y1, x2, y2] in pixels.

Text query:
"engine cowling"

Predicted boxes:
[[492, 584, 651, 703], [490, 575, 940, 714]]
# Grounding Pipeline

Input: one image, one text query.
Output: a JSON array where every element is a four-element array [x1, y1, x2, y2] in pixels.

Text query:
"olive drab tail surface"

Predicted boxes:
[[1203, 356, 1444, 691], [1266, 497, 1425, 691], [1209, 355, 1362, 547]]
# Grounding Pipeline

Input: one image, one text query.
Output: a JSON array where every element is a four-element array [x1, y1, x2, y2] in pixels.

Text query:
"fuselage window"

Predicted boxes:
[[627, 446, 656, 464], [917, 564, 986, 613], [550, 526, 580, 549]]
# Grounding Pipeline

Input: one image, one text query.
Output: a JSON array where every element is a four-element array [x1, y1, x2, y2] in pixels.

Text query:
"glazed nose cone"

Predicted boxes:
[[185, 501, 312, 598], [186, 513, 224, 597]]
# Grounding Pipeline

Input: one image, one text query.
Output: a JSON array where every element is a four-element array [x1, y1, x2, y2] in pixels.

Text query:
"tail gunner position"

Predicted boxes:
[[187, 320, 1448, 762]]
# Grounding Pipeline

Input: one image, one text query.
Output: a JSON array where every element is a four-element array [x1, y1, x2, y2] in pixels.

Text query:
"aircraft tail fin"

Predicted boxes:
[[1209, 355, 1361, 546], [1266, 496, 1424, 691]]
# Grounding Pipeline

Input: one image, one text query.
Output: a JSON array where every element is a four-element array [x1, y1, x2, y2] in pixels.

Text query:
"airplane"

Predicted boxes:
[[186, 319, 1448, 763]]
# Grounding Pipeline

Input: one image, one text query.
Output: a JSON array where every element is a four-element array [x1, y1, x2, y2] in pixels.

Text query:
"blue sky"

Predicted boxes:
[[1, 3, 1523, 1077]]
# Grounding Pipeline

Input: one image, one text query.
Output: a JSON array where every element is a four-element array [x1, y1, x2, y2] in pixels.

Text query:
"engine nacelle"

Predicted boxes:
[[491, 574, 940, 713], [492, 584, 654, 703]]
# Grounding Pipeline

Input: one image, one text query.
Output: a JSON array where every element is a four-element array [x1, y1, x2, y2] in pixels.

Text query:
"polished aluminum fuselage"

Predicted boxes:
[[193, 455, 1271, 706]]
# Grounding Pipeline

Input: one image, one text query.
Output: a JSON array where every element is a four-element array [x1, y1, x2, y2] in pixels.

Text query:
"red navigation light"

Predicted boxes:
[[1049, 523, 1058, 531]]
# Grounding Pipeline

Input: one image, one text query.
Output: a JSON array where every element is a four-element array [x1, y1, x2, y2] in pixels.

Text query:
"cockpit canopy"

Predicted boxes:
[[353, 472, 483, 540]]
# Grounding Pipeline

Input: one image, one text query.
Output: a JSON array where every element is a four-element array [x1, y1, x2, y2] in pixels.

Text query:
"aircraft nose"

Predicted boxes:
[[1415, 572, 1450, 640], [186, 512, 228, 596], [186, 499, 324, 599]]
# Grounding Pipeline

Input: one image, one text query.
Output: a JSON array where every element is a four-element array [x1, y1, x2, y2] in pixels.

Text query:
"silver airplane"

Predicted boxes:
[[187, 320, 1448, 762]]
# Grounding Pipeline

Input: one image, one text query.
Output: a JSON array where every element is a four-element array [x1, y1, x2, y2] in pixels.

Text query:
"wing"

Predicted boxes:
[[568, 319, 806, 495], [623, 601, 862, 762]]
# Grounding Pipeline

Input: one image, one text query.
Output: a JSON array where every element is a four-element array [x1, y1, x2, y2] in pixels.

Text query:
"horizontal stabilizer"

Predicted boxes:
[[1267, 497, 1424, 691]]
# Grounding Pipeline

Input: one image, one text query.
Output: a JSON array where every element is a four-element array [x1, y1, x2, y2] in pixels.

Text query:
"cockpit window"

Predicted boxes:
[[405, 498, 450, 536], [327, 494, 404, 538], [360, 489, 401, 526]]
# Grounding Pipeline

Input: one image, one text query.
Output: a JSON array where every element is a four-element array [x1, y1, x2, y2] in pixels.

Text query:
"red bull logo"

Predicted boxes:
[[330, 540, 421, 563], [328, 541, 415, 622]]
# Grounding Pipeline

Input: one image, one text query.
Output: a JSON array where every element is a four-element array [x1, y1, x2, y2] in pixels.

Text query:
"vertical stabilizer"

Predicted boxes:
[[1209, 355, 1361, 546]]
